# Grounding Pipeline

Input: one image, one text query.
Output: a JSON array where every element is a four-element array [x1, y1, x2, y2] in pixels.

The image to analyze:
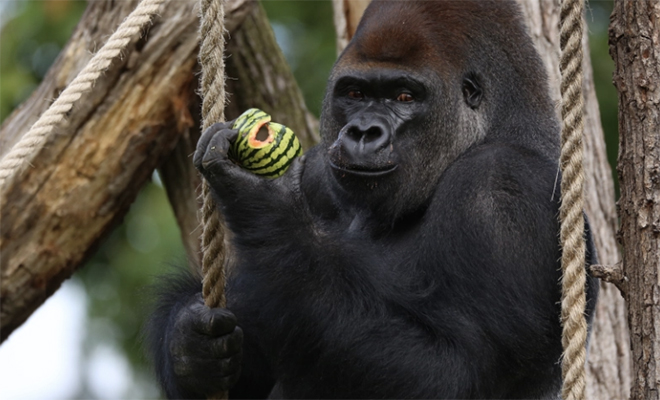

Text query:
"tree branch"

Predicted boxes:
[[589, 263, 627, 298], [0, 0, 251, 343]]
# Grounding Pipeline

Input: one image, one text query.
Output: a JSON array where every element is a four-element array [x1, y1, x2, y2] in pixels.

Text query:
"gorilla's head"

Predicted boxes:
[[318, 0, 558, 220]]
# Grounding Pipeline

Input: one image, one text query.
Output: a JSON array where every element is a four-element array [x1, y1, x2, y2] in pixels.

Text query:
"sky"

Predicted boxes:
[[0, 281, 86, 399], [0, 281, 136, 400]]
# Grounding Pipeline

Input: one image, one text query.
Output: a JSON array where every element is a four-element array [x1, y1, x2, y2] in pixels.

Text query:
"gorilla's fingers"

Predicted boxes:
[[198, 129, 236, 173], [182, 299, 238, 337], [194, 121, 238, 172], [178, 357, 242, 394], [195, 122, 230, 163], [198, 307, 238, 337], [209, 326, 244, 357]]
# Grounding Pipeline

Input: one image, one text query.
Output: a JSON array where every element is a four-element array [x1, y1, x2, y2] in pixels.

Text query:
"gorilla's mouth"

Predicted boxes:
[[329, 160, 398, 177]]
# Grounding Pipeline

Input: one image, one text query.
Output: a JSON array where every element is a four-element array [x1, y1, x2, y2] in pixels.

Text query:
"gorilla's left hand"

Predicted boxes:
[[169, 293, 244, 397]]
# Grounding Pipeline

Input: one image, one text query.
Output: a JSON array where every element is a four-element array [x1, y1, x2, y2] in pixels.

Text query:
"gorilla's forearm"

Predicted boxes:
[[143, 271, 204, 399]]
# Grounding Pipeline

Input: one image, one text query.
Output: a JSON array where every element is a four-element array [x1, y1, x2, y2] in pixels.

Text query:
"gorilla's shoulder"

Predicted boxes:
[[450, 141, 557, 191], [434, 142, 560, 223]]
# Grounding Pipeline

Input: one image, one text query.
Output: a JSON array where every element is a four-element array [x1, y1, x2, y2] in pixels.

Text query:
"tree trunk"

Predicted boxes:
[[332, 0, 371, 53], [515, 3, 632, 398], [0, 0, 202, 343], [0, 0, 317, 342], [332, 0, 630, 398], [609, 1, 660, 399]]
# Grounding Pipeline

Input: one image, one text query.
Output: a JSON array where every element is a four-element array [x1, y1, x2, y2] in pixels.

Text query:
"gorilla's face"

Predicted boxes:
[[316, 1, 498, 221], [327, 68, 428, 176], [319, 59, 484, 220], [323, 66, 435, 213]]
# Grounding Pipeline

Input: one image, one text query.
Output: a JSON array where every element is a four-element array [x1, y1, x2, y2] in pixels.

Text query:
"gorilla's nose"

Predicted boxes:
[[342, 120, 391, 158]]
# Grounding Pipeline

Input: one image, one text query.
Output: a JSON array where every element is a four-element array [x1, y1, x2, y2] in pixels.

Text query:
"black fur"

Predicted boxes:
[[144, 1, 599, 398], [143, 271, 203, 399]]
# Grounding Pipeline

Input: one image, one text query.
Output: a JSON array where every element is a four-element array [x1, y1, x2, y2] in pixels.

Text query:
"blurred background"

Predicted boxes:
[[0, 1, 617, 399]]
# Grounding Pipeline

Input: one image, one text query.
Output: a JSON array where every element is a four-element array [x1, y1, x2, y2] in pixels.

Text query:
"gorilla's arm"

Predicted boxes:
[[193, 121, 311, 247]]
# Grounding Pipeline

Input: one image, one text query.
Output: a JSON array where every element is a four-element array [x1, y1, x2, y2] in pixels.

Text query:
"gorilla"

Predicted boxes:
[[145, 0, 599, 398]]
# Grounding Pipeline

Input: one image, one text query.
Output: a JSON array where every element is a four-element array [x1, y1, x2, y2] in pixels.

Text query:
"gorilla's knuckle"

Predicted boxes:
[[210, 334, 240, 358], [201, 154, 222, 172], [172, 355, 194, 377], [218, 369, 242, 391], [233, 325, 244, 341]]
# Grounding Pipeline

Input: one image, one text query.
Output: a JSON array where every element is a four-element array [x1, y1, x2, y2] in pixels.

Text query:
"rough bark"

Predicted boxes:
[[0, 0, 317, 342], [332, 0, 630, 398], [609, 1, 660, 399], [332, 0, 371, 53], [224, 2, 319, 149], [0, 0, 202, 343]]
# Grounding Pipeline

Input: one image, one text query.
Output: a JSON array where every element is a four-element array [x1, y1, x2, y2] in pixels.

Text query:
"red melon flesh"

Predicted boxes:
[[247, 120, 275, 149]]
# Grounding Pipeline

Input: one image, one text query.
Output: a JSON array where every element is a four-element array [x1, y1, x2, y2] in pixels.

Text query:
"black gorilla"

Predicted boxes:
[[145, 0, 599, 398]]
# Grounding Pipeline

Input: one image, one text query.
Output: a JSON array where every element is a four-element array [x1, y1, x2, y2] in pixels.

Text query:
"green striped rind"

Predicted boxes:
[[229, 108, 303, 179], [244, 123, 302, 178], [229, 108, 270, 160]]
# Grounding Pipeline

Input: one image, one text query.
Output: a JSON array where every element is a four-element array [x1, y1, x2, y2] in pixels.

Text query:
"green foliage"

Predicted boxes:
[[73, 179, 183, 397], [0, 0, 86, 122], [587, 0, 619, 195], [262, 0, 336, 116]]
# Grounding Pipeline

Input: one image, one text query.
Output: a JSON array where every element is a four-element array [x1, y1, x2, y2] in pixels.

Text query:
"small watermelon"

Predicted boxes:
[[229, 108, 303, 178]]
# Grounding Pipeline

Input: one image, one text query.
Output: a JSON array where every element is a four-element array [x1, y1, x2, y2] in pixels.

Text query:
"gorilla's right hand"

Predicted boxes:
[[193, 120, 308, 239], [169, 293, 243, 397]]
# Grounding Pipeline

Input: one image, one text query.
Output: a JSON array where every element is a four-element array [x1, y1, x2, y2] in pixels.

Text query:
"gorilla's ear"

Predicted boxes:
[[462, 74, 483, 109]]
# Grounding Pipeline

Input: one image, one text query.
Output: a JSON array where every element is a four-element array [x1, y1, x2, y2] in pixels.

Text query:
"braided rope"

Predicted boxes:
[[198, 2, 228, 399], [198, 0, 227, 310], [559, 0, 587, 399], [0, 0, 166, 190]]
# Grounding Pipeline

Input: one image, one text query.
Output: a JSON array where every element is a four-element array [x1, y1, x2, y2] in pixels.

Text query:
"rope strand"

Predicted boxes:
[[559, 0, 588, 399], [198, 1, 229, 399], [198, 0, 228, 307], [0, 0, 166, 190]]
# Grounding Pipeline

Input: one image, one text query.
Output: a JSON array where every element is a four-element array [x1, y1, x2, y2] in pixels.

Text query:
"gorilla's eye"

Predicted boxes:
[[396, 93, 414, 102], [348, 90, 364, 99]]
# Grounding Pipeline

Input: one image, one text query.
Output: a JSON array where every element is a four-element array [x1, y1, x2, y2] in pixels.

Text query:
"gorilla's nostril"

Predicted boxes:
[[364, 127, 384, 143], [346, 126, 363, 141], [344, 124, 387, 144]]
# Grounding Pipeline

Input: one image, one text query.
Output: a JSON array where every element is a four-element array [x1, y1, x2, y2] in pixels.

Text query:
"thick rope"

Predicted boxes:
[[198, 0, 227, 310], [559, 0, 587, 399], [0, 0, 166, 190], [198, 2, 228, 399]]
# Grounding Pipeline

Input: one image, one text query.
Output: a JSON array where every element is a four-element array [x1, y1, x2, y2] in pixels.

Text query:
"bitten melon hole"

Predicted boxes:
[[256, 126, 270, 142]]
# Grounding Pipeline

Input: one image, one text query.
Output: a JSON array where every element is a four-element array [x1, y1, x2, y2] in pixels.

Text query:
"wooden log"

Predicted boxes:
[[332, 0, 371, 54], [0, 0, 202, 343], [0, 0, 318, 342]]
